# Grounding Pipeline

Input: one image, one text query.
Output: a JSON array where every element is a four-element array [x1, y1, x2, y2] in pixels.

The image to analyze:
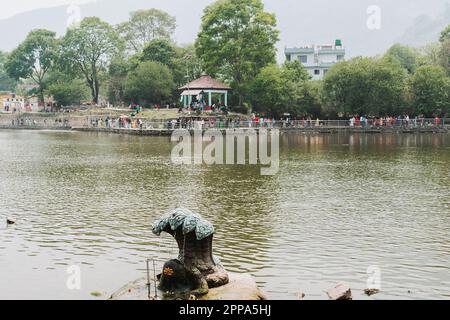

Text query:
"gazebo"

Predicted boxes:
[[179, 74, 231, 108]]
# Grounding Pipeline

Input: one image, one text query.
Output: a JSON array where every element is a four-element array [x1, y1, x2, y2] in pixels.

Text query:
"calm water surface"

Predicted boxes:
[[0, 130, 449, 300]]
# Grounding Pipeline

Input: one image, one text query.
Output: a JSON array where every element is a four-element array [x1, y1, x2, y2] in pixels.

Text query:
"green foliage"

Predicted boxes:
[[295, 80, 323, 118], [196, 0, 279, 105], [140, 39, 177, 67], [138, 40, 202, 87], [118, 9, 176, 53], [4, 29, 57, 102], [45, 70, 88, 106], [408, 65, 450, 116], [107, 57, 132, 106], [0, 51, 18, 91], [322, 57, 407, 117], [249, 61, 311, 118], [439, 25, 450, 42], [385, 44, 420, 73], [59, 17, 122, 103], [124, 61, 175, 106], [47, 81, 88, 107], [250, 64, 286, 117]]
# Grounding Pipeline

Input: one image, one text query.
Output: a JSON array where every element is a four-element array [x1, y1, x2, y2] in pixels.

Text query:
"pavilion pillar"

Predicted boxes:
[[208, 91, 212, 106], [224, 92, 228, 107]]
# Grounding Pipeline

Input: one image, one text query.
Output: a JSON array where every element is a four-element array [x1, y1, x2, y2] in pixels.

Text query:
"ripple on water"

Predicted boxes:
[[0, 131, 450, 299]]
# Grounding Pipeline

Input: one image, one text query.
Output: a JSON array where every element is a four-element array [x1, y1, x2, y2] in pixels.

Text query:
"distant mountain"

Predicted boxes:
[[1, 0, 449, 60], [396, 3, 450, 47]]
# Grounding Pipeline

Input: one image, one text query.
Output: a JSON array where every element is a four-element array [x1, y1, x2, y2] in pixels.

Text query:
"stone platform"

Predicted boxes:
[[109, 272, 267, 300]]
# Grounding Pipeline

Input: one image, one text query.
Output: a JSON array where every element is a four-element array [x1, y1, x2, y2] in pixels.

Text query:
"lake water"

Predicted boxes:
[[0, 130, 449, 300]]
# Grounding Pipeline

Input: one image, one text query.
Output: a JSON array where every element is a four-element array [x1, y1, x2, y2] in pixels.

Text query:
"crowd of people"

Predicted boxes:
[[348, 115, 443, 128]]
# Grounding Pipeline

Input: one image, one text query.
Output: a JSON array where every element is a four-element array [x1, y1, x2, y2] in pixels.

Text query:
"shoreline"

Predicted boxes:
[[0, 126, 448, 135]]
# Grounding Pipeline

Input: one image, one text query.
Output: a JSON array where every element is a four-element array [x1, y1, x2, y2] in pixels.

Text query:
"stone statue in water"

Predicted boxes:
[[152, 208, 229, 297]]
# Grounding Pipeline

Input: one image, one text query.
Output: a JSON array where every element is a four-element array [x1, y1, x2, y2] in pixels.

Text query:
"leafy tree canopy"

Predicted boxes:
[[59, 17, 123, 103], [124, 61, 175, 106], [409, 65, 450, 116], [5, 29, 57, 102], [196, 0, 279, 105], [322, 57, 407, 117], [118, 9, 176, 53]]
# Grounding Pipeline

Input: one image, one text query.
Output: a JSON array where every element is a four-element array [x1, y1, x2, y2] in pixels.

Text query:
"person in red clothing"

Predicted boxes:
[[434, 116, 441, 127]]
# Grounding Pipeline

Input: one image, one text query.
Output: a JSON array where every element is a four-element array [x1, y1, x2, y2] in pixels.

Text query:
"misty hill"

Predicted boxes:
[[396, 3, 450, 47], [0, 0, 449, 59]]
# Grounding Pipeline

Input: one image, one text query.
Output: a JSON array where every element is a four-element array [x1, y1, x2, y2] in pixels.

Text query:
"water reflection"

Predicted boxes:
[[0, 130, 449, 299]]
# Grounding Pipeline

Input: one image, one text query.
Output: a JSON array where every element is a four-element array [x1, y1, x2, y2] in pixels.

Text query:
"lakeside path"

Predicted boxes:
[[0, 125, 448, 135]]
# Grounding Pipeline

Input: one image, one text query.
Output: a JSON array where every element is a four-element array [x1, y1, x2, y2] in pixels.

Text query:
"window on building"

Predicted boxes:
[[286, 54, 291, 62], [314, 69, 320, 75], [298, 55, 308, 63], [337, 55, 344, 61]]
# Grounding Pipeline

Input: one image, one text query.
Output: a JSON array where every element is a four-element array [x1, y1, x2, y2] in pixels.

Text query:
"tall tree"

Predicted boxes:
[[107, 57, 131, 106], [409, 65, 450, 117], [140, 39, 178, 67], [118, 9, 176, 53], [139, 40, 202, 87], [439, 25, 450, 42], [249, 61, 310, 118], [0, 51, 18, 91], [124, 61, 175, 106], [59, 17, 122, 104], [322, 57, 407, 117], [196, 0, 279, 105], [438, 25, 450, 76], [5, 29, 57, 103], [385, 44, 420, 73], [44, 70, 89, 107]]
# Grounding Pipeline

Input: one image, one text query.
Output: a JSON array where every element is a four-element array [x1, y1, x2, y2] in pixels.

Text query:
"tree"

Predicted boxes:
[[385, 44, 420, 73], [59, 17, 122, 104], [140, 39, 178, 67], [420, 43, 442, 66], [409, 65, 450, 116], [139, 40, 202, 87], [196, 0, 279, 105], [118, 9, 176, 53], [0, 51, 18, 91], [439, 25, 450, 42], [249, 61, 310, 118], [322, 57, 407, 117], [177, 44, 203, 84], [250, 64, 286, 117], [296, 80, 323, 118], [45, 70, 89, 107], [124, 61, 175, 106], [47, 81, 88, 107], [438, 25, 450, 76], [5, 29, 57, 103], [107, 57, 131, 106]]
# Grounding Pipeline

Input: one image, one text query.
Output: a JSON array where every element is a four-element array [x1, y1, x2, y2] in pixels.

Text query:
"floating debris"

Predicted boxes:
[[6, 218, 15, 225], [90, 291, 103, 297], [364, 288, 380, 296]]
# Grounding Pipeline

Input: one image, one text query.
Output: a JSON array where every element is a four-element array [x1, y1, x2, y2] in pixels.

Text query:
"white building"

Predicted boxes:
[[1, 92, 25, 112], [285, 40, 345, 80]]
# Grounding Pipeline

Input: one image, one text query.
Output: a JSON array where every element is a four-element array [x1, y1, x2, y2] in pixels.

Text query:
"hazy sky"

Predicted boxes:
[[1, 0, 448, 58], [0, 0, 94, 19]]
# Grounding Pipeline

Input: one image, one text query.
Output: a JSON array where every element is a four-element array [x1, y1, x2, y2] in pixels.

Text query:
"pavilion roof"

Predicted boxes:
[[179, 74, 231, 91]]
